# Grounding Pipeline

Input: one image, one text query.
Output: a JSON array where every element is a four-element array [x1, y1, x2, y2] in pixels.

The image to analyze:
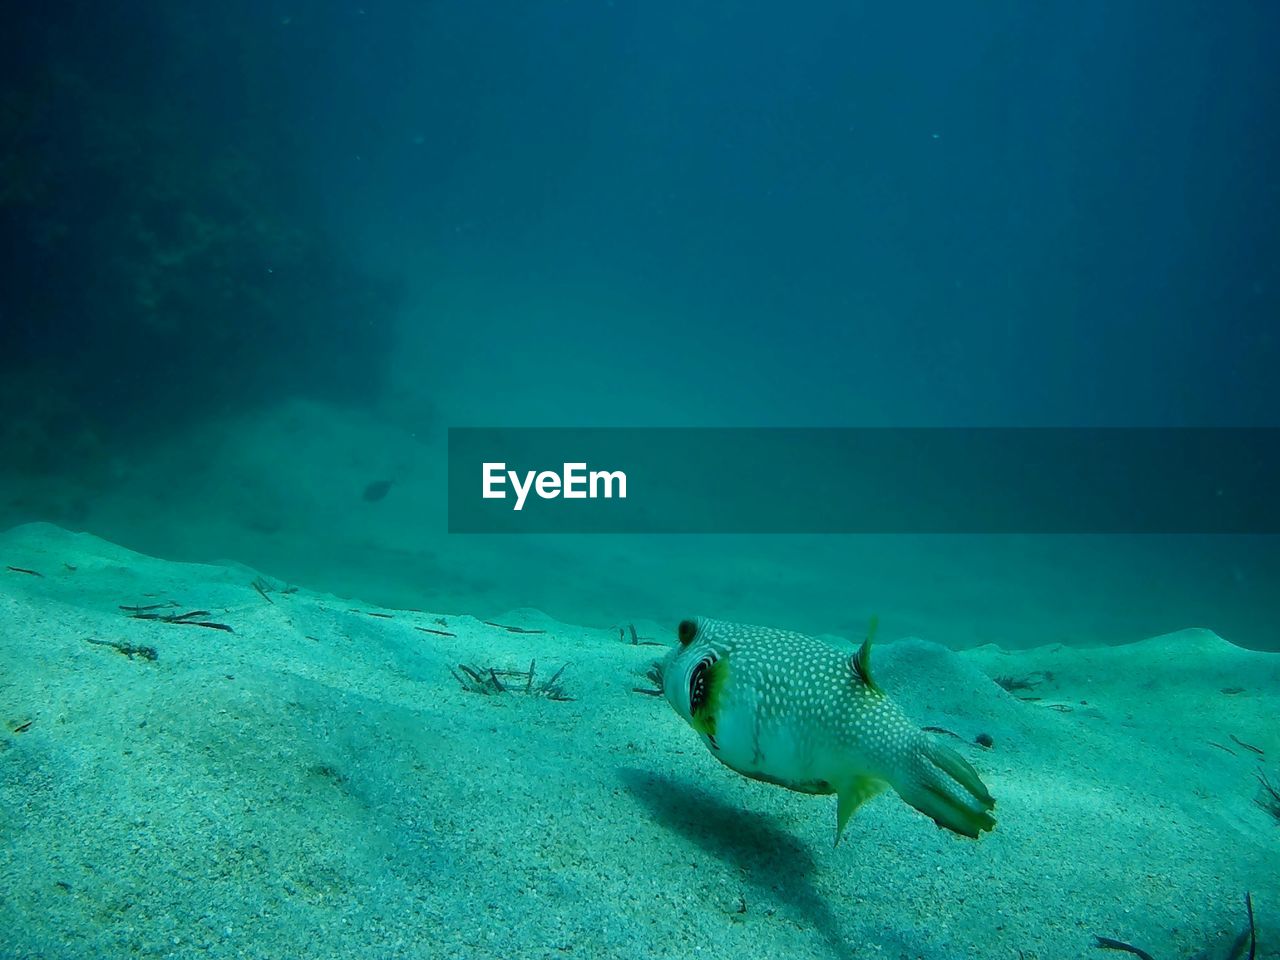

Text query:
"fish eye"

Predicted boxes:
[[677, 619, 698, 646]]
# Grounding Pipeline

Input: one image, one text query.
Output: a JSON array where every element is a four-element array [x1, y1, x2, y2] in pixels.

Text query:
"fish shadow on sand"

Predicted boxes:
[[618, 767, 856, 959]]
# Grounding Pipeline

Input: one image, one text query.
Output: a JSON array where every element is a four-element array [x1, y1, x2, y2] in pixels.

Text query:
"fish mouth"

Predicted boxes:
[[688, 653, 718, 715], [659, 649, 695, 719]]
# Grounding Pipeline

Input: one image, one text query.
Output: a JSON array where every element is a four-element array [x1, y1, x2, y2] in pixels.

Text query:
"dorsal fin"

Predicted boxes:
[[850, 615, 881, 694]]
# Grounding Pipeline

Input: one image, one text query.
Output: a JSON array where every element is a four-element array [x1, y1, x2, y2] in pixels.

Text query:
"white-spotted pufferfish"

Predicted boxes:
[[662, 617, 996, 842]]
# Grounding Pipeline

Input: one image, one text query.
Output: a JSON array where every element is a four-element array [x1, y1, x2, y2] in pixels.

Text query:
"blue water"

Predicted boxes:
[[3, 1, 1277, 651]]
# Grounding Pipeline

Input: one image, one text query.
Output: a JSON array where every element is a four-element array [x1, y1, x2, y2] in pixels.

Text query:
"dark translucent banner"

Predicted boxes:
[[447, 428, 1280, 534]]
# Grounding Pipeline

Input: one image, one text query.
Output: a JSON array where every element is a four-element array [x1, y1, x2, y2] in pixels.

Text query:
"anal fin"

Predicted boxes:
[[835, 775, 888, 846]]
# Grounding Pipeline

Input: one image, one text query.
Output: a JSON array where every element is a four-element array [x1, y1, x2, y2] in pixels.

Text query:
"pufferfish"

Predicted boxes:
[[661, 617, 996, 842]]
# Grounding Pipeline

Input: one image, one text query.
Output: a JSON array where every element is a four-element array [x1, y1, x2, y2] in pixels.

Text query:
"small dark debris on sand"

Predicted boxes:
[[482, 620, 546, 635], [362, 479, 393, 502], [347, 608, 395, 620], [415, 626, 457, 638], [119, 602, 175, 613], [922, 726, 995, 750], [923, 725, 964, 740], [1230, 733, 1265, 757], [86, 637, 158, 661], [451, 660, 572, 701], [1232, 891, 1256, 960], [621, 623, 665, 647], [1093, 891, 1256, 960], [123, 606, 234, 632], [1093, 936, 1155, 960], [1256, 773, 1280, 823], [632, 660, 665, 697], [310, 763, 348, 787], [993, 671, 1050, 696]]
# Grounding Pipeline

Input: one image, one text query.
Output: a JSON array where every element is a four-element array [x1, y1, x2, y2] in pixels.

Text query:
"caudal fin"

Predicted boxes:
[[892, 736, 996, 838]]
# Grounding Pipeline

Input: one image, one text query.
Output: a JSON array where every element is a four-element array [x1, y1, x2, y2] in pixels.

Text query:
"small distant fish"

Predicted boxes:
[[362, 479, 393, 502], [662, 617, 996, 842]]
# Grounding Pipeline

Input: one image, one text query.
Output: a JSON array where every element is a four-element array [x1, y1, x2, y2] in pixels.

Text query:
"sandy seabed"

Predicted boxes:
[[1, 522, 1276, 960]]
